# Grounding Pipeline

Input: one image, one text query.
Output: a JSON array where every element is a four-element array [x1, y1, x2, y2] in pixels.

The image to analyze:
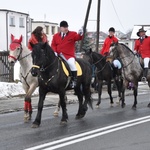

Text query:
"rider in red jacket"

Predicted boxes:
[[100, 27, 118, 56], [28, 26, 48, 50], [134, 28, 150, 82], [51, 21, 83, 88]]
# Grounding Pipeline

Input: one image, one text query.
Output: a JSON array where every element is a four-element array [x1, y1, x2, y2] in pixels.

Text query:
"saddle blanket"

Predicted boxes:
[[61, 61, 82, 76]]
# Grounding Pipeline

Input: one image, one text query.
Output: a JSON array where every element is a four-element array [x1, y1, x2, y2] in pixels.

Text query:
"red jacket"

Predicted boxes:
[[134, 36, 150, 58], [28, 34, 48, 50], [100, 36, 118, 56], [51, 31, 83, 59]]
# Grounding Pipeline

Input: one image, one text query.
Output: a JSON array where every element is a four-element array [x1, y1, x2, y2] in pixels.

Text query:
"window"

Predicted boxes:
[[51, 26, 55, 35], [45, 26, 49, 34], [19, 18, 24, 27], [9, 16, 15, 26]]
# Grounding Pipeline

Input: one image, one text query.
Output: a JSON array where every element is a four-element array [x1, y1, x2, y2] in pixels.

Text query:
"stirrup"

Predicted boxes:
[[70, 81, 77, 88], [141, 77, 147, 82]]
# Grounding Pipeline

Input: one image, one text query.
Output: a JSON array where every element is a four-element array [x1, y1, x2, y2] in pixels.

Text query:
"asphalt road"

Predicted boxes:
[[0, 92, 150, 150]]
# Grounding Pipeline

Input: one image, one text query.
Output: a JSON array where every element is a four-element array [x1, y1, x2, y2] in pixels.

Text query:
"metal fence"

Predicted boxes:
[[0, 51, 14, 82]]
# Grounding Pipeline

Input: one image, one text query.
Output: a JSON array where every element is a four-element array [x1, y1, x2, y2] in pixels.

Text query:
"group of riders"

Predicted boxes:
[[28, 20, 150, 88]]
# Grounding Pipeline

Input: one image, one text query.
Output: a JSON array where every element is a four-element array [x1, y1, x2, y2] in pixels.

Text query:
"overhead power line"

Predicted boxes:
[[110, 0, 126, 32]]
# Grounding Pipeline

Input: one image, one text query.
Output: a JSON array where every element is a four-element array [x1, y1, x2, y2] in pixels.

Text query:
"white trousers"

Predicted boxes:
[[143, 57, 150, 68], [59, 53, 77, 71], [112, 59, 122, 69]]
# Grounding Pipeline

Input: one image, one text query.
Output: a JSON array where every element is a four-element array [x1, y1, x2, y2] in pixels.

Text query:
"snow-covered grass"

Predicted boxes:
[[0, 82, 38, 99]]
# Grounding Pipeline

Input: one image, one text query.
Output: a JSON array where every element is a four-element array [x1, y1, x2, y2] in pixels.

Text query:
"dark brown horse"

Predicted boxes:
[[84, 49, 123, 107]]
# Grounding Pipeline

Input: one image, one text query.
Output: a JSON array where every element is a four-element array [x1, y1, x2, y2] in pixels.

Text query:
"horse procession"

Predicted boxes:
[[7, 25, 150, 129]]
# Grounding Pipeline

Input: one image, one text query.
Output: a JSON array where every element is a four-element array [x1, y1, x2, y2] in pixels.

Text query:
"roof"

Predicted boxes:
[[0, 9, 29, 16], [130, 25, 150, 39], [32, 21, 58, 25]]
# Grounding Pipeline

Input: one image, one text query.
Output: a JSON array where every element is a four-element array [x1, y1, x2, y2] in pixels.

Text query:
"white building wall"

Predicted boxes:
[[0, 12, 7, 50], [7, 12, 28, 46], [0, 10, 30, 50]]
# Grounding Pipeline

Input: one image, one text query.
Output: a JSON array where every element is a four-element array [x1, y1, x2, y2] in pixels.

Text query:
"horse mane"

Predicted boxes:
[[119, 43, 134, 55]]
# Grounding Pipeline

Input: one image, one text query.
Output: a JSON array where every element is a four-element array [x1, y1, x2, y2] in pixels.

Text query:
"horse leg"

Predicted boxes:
[[121, 85, 126, 108], [82, 84, 93, 114], [59, 91, 68, 125], [32, 88, 46, 128], [75, 86, 85, 119], [53, 95, 67, 117], [23, 84, 37, 122], [115, 76, 123, 105], [53, 100, 60, 117], [24, 99, 32, 122], [96, 80, 102, 108], [147, 80, 150, 107], [107, 80, 114, 106], [132, 83, 138, 110]]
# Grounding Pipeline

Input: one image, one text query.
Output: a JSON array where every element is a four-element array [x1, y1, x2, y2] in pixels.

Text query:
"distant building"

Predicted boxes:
[[0, 9, 32, 50], [0, 9, 59, 51]]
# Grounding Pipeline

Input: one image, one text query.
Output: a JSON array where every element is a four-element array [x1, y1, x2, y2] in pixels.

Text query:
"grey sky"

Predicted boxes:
[[1, 0, 150, 33]]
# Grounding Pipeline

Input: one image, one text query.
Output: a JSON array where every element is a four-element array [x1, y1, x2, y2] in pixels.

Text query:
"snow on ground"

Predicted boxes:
[[0, 82, 38, 99], [0, 60, 39, 99]]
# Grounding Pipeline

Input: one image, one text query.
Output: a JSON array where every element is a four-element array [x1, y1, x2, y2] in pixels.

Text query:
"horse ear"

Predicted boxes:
[[11, 34, 15, 42], [86, 48, 92, 54], [18, 35, 23, 43]]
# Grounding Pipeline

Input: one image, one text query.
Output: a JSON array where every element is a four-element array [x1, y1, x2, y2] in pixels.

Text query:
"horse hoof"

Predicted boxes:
[[122, 103, 126, 108], [24, 113, 30, 123], [75, 114, 85, 119], [132, 106, 136, 110], [147, 103, 150, 108], [53, 112, 59, 117], [110, 104, 114, 107], [116, 101, 120, 105], [60, 121, 67, 125], [31, 124, 40, 128], [96, 105, 100, 109]]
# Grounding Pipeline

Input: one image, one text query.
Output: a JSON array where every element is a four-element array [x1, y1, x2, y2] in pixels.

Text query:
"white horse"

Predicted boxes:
[[8, 34, 60, 122]]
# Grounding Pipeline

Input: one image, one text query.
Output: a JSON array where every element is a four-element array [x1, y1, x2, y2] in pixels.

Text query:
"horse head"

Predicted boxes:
[[8, 34, 23, 64], [109, 42, 120, 60], [31, 42, 56, 77], [83, 48, 93, 64]]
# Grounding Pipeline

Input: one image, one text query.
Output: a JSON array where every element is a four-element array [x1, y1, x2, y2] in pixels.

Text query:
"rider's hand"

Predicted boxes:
[[78, 28, 83, 36]]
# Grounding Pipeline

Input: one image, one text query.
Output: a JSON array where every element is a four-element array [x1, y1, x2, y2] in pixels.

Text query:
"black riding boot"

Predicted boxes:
[[141, 68, 148, 82], [71, 71, 77, 88]]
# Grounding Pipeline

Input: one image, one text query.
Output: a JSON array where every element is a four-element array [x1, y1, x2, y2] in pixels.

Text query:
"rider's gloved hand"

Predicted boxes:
[[78, 28, 83, 36]]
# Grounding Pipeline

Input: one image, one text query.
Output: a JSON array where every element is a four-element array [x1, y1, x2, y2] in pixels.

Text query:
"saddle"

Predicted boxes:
[[58, 57, 82, 77]]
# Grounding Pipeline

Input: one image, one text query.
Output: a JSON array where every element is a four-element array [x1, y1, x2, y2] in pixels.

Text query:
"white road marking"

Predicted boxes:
[[25, 115, 150, 150]]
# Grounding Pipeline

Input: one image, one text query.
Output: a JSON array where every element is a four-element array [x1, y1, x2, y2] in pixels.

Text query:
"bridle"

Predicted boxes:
[[9, 42, 31, 61], [32, 48, 57, 72], [32, 50, 59, 85], [32, 56, 57, 72]]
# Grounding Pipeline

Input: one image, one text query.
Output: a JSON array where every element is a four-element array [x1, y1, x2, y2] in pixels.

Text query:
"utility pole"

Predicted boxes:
[[80, 0, 92, 51], [96, 0, 101, 52]]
